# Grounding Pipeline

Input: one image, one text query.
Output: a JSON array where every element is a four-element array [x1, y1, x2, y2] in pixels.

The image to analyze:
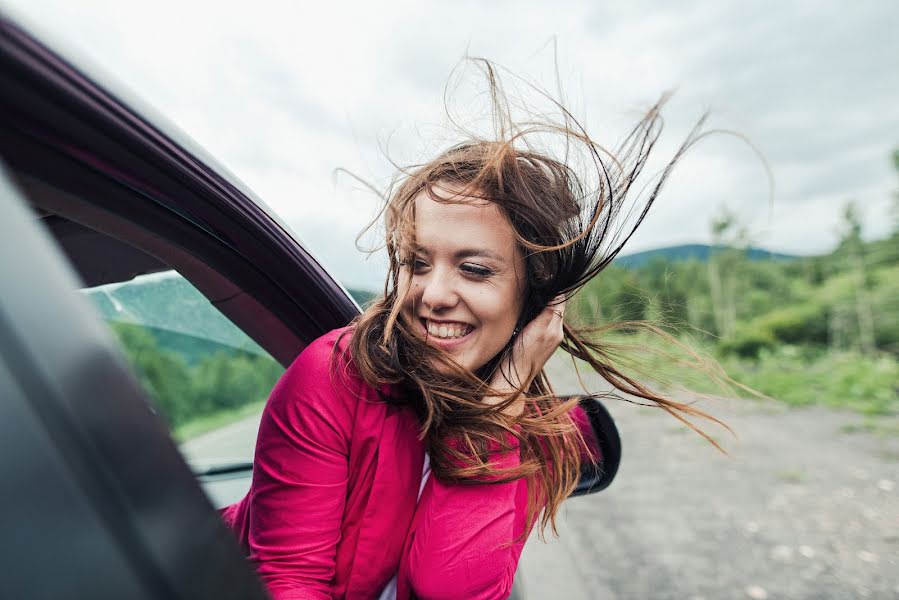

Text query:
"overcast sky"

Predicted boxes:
[[6, 0, 898, 289]]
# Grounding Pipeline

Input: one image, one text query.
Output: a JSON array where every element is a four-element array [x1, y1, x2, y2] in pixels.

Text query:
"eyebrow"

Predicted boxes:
[[414, 246, 506, 262]]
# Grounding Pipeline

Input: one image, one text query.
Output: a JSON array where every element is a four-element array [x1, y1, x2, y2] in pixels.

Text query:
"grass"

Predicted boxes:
[[667, 425, 690, 434], [720, 348, 898, 416], [173, 399, 267, 442], [839, 418, 899, 438], [562, 331, 898, 419], [776, 468, 806, 484]]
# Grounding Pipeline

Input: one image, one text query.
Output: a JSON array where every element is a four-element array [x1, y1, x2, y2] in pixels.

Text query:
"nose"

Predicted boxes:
[[418, 268, 458, 313]]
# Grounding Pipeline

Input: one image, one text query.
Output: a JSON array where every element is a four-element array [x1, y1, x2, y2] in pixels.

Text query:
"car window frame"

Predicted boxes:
[[1, 13, 360, 368]]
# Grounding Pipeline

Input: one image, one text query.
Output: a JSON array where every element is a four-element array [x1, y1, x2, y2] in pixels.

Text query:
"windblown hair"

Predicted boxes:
[[340, 60, 731, 537]]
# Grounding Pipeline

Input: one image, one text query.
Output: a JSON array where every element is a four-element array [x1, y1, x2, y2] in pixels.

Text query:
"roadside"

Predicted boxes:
[[174, 399, 265, 442], [519, 359, 899, 599]]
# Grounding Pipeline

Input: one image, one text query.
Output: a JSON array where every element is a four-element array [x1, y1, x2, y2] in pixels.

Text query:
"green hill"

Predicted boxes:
[[83, 274, 376, 364], [614, 244, 799, 268], [346, 287, 378, 307], [83, 274, 265, 357]]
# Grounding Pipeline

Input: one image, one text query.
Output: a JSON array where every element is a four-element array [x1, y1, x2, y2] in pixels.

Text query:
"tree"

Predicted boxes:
[[836, 201, 876, 355], [707, 208, 750, 340], [573, 265, 647, 326], [891, 148, 899, 236], [111, 322, 194, 426], [638, 256, 690, 327]]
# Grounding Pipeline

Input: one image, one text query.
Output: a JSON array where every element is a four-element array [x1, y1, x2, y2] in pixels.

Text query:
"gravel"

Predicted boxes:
[[518, 359, 899, 600]]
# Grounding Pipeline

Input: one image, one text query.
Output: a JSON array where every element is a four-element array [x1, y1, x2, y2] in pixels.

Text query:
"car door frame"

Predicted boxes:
[[1, 12, 359, 369]]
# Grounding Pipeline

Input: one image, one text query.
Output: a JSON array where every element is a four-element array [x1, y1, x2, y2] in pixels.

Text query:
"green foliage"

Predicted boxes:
[[192, 352, 283, 412], [717, 327, 777, 358], [722, 347, 899, 416], [574, 265, 649, 324], [578, 234, 896, 355], [109, 322, 282, 430], [573, 195, 897, 415], [747, 302, 829, 347], [870, 272, 899, 353], [112, 323, 194, 425], [587, 331, 898, 417]]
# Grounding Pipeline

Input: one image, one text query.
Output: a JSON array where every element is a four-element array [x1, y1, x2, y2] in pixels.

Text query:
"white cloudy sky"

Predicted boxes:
[[6, 0, 898, 289]]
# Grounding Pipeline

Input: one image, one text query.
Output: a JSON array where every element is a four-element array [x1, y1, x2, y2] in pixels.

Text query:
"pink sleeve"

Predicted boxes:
[[406, 436, 529, 600], [246, 337, 356, 600]]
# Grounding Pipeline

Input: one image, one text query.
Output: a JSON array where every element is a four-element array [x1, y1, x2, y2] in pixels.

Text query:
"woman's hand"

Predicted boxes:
[[485, 296, 566, 416]]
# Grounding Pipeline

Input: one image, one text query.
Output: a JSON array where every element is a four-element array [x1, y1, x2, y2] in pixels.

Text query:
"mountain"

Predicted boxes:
[[82, 274, 378, 363], [82, 273, 267, 360], [613, 244, 799, 269], [346, 287, 378, 307]]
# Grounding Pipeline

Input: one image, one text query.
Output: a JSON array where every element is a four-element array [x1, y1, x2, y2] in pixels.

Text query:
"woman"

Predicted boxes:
[[223, 62, 726, 599]]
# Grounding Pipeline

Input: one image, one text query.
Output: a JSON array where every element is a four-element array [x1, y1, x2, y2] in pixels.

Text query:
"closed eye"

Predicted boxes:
[[461, 263, 494, 277]]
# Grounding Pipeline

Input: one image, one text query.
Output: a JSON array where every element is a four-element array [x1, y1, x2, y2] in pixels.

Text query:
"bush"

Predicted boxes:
[[193, 352, 281, 412], [111, 323, 195, 426], [723, 347, 899, 416], [718, 327, 777, 358], [758, 302, 829, 345], [870, 269, 899, 353], [717, 302, 828, 357]]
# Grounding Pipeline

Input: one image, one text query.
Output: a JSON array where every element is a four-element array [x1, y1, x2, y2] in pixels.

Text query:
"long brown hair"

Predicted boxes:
[[340, 60, 731, 538]]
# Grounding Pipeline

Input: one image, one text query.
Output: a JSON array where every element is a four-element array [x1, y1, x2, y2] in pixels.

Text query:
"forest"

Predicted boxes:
[[571, 151, 899, 417]]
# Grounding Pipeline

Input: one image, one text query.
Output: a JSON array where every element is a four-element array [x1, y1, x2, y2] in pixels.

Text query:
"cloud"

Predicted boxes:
[[7, 0, 897, 290]]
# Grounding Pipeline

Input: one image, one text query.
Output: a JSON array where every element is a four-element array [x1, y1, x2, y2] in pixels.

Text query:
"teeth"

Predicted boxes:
[[426, 322, 470, 339]]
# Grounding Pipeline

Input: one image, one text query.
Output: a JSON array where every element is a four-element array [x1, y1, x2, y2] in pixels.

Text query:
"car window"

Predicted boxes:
[[17, 171, 296, 507], [81, 270, 282, 469]]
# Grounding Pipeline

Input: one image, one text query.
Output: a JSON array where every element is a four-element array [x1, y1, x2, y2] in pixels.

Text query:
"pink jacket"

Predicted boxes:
[[221, 327, 585, 599]]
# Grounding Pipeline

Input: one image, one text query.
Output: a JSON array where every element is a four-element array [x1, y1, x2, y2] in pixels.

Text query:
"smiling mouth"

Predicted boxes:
[[420, 319, 474, 341]]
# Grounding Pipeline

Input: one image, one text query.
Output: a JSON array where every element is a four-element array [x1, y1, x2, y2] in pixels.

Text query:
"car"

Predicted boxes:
[[0, 12, 620, 600]]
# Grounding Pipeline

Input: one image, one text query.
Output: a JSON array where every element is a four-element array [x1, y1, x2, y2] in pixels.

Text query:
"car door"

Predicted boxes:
[[0, 162, 273, 599], [1, 10, 362, 510]]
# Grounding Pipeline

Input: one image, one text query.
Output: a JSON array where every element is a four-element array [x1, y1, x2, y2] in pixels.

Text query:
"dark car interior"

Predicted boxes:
[[29, 199, 169, 288], [0, 166, 272, 599]]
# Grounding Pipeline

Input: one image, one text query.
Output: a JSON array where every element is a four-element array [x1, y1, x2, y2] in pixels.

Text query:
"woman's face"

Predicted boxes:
[[399, 185, 526, 374]]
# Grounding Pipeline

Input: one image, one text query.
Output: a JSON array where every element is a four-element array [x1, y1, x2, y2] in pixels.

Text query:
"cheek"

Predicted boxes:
[[397, 272, 416, 311], [473, 286, 521, 331]]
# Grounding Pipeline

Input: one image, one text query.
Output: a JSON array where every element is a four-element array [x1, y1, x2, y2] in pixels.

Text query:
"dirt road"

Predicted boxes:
[[519, 361, 899, 599], [181, 361, 898, 599]]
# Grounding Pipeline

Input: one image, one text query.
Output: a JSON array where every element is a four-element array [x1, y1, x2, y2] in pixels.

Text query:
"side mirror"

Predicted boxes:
[[568, 395, 622, 497]]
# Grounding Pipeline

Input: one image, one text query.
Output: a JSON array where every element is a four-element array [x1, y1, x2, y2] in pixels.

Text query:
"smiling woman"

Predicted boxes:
[[399, 187, 527, 375], [221, 60, 730, 600]]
